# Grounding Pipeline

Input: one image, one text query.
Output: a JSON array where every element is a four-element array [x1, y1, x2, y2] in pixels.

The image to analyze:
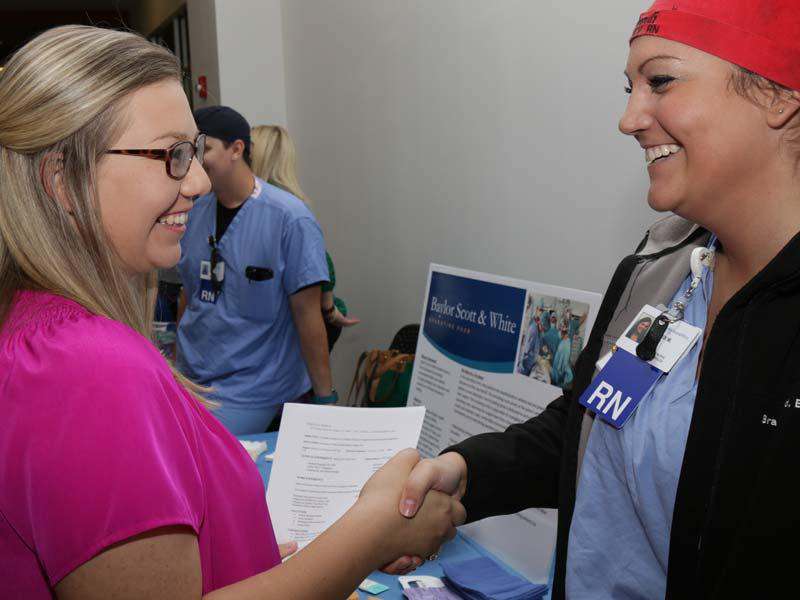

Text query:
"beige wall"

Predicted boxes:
[[164, 0, 286, 122], [280, 1, 656, 395], [214, 0, 287, 126], [166, 1, 656, 398]]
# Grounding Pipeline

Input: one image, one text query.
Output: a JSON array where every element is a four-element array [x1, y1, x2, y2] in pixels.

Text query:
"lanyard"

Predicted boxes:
[[207, 234, 222, 294], [636, 241, 716, 361]]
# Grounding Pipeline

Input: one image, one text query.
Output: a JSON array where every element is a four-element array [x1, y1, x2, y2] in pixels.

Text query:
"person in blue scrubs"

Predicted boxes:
[[519, 310, 542, 376], [542, 313, 561, 363], [567, 241, 715, 599], [540, 309, 551, 333], [177, 106, 334, 434], [550, 328, 574, 388]]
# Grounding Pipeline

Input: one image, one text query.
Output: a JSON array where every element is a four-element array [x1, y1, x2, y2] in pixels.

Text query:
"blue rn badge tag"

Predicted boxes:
[[199, 278, 219, 304], [198, 260, 223, 304], [579, 349, 662, 429]]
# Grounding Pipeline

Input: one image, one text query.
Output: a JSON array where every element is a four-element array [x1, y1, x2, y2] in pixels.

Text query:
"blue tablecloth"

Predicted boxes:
[[239, 432, 551, 600]]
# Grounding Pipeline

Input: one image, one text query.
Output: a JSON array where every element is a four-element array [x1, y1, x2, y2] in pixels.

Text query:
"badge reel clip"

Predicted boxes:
[[581, 244, 714, 429], [636, 246, 714, 362]]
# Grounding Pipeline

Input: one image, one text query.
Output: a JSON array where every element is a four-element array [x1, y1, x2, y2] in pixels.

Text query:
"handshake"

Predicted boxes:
[[354, 448, 470, 575]]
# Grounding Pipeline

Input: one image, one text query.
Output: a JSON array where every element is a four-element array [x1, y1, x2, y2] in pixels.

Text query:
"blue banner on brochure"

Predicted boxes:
[[423, 271, 526, 373]]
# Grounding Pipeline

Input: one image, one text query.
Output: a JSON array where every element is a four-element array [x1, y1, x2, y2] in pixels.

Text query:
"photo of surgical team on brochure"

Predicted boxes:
[[515, 295, 590, 389]]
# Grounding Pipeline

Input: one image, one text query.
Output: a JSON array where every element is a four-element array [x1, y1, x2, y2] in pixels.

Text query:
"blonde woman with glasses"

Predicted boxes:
[[0, 25, 462, 599]]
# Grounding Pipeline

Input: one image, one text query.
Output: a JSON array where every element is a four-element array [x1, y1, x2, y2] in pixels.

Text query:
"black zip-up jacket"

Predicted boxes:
[[449, 215, 800, 599]]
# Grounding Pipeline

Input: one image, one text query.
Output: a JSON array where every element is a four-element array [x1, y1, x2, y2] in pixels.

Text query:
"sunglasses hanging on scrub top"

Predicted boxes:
[[105, 133, 206, 180], [207, 235, 222, 295]]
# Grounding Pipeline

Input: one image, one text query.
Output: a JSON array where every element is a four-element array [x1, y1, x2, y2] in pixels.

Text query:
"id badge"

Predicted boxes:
[[579, 349, 662, 429], [199, 260, 225, 304], [614, 304, 702, 373]]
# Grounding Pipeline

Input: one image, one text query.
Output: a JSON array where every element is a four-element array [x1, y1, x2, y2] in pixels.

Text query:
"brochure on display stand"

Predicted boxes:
[[407, 264, 601, 583]]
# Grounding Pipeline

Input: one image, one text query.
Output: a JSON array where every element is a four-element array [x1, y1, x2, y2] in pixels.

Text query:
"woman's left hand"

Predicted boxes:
[[330, 308, 360, 328]]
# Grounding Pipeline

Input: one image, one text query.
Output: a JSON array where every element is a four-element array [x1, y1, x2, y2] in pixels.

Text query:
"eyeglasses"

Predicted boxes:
[[106, 134, 206, 180]]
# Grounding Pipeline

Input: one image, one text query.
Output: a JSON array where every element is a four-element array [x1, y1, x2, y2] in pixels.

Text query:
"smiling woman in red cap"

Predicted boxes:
[[389, 2, 800, 598]]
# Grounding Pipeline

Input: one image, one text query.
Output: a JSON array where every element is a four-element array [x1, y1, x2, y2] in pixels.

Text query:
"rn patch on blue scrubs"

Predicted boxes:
[[579, 349, 661, 428], [199, 259, 224, 304]]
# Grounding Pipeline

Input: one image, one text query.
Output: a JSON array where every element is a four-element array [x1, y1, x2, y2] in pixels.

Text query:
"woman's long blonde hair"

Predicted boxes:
[[0, 25, 208, 403], [250, 125, 311, 206]]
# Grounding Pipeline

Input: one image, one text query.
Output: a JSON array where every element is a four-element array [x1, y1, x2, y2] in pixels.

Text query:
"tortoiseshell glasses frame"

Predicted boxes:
[[105, 133, 206, 180]]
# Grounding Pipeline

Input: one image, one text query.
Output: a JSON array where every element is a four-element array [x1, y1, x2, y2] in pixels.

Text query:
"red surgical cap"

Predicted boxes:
[[630, 1, 800, 91]]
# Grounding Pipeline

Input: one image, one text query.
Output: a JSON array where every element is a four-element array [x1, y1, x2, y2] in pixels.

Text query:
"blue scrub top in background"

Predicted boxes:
[[177, 177, 329, 434], [566, 244, 715, 599]]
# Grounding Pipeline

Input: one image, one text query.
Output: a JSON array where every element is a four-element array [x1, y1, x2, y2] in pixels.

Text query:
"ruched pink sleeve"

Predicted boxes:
[[1, 300, 205, 587]]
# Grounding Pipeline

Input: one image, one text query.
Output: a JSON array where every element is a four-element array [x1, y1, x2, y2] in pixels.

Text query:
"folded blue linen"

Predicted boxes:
[[441, 557, 548, 600]]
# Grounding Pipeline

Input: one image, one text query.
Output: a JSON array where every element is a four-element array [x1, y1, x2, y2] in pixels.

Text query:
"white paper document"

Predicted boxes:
[[266, 404, 426, 548]]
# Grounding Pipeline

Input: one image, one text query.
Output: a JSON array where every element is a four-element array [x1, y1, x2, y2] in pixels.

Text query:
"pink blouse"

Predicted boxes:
[[0, 291, 281, 597]]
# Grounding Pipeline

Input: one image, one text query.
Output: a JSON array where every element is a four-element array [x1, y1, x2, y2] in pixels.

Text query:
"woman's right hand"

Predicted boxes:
[[357, 449, 466, 566], [380, 452, 469, 574]]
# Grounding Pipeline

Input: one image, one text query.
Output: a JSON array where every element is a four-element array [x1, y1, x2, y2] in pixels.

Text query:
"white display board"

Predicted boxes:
[[408, 264, 601, 583]]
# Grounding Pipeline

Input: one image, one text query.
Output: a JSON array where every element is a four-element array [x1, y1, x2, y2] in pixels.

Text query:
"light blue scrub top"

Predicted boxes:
[[552, 337, 574, 388], [177, 177, 329, 434], [521, 322, 541, 375], [566, 246, 715, 599]]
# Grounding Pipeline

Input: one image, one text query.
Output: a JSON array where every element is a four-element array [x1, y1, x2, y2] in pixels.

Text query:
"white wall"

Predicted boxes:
[[279, 1, 657, 395], [215, 0, 287, 126]]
